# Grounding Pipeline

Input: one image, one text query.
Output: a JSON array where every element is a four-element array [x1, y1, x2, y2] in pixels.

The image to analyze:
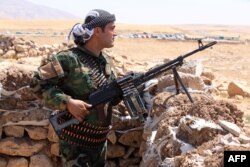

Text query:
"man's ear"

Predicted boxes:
[[94, 27, 102, 35]]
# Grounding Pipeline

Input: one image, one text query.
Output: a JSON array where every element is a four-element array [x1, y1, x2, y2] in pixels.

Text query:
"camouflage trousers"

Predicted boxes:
[[59, 141, 107, 167]]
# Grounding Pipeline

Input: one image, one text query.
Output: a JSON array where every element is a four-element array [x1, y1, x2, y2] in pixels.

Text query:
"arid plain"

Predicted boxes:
[[1, 20, 250, 124]]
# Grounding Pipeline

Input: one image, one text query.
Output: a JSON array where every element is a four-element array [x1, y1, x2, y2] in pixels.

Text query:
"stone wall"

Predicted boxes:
[[0, 34, 73, 59]]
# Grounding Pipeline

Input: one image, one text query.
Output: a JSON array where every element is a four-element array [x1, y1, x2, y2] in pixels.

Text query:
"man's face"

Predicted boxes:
[[99, 22, 116, 48]]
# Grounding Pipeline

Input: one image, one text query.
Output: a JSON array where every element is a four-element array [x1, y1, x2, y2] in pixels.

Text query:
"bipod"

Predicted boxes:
[[172, 67, 193, 103]]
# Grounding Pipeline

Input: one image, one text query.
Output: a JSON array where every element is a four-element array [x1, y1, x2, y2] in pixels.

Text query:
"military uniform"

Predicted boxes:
[[30, 46, 117, 167]]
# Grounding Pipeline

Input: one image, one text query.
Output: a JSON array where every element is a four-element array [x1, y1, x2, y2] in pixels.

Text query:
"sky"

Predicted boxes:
[[28, 0, 250, 25]]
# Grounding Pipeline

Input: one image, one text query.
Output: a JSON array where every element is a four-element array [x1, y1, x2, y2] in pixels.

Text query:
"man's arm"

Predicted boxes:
[[30, 53, 91, 121], [30, 74, 67, 112]]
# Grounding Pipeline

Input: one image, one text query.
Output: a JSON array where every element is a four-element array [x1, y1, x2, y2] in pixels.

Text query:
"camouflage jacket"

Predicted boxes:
[[31, 46, 117, 126]]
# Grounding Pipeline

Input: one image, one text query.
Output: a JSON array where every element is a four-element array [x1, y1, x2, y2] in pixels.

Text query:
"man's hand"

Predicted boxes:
[[66, 98, 92, 122]]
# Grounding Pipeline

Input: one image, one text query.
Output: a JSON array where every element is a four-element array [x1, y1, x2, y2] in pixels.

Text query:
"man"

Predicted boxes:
[[30, 9, 117, 167]]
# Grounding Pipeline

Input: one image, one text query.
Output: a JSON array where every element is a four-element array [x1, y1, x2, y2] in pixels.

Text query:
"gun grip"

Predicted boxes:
[[49, 111, 80, 135]]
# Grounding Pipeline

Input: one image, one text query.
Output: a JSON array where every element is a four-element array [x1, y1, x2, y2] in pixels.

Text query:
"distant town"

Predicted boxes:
[[1, 31, 243, 44], [117, 32, 242, 43]]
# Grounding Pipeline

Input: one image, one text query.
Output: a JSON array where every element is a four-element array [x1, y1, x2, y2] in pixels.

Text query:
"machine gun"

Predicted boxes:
[[49, 40, 217, 134]]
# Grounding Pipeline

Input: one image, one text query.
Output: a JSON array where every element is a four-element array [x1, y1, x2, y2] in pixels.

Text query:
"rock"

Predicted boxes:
[[201, 76, 212, 85], [3, 125, 25, 137], [52, 44, 60, 49], [123, 147, 136, 159], [176, 153, 206, 167], [178, 60, 203, 76], [157, 72, 205, 92], [163, 135, 183, 157], [176, 115, 224, 146], [238, 134, 250, 144], [16, 52, 28, 59], [0, 49, 3, 56], [235, 95, 244, 100], [112, 116, 141, 131], [118, 131, 143, 147], [107, 130, 117, 145], [201, 70, 215, 80], [0, 137, 46, 157], [12, 37, 25, 45], [219, 90, 228, 98], [25, 126, 48, 140], [220, 133, 241, 145], [139, 141, 147, 157], [7, 157, 28, 167], [28, 48, 38, 57], [107, 144, 126, 158], [15, 44, 28, 52], [47, 124, 59, 142], [50, 143, 60, 156], [0, 109, 51, 126], [2, 50, 16, 58], [0, 157, 7, 167], [29, 154, 53, 167], [216, 83, 228, 91], [228, 81, 250, 97], [243, 125, 250, 136], [218, 120, 241, 137]]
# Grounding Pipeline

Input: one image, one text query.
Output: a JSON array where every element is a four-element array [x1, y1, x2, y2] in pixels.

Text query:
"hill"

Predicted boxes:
[[0, 0, 78, 19]]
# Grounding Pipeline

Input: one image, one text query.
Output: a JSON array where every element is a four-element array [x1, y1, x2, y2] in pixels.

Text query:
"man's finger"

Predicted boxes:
[[83, 102, 92, 108]]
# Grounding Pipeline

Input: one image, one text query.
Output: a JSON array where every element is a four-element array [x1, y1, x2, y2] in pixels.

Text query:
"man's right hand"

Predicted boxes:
[[66, 98, 92, 122]]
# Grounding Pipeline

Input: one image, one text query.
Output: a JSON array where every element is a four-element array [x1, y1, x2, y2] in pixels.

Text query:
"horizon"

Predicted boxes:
[[27, 0, 250, 26]]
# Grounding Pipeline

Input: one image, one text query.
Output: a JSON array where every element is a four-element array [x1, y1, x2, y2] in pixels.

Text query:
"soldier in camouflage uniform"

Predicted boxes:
[[30, 9, 118, 167]]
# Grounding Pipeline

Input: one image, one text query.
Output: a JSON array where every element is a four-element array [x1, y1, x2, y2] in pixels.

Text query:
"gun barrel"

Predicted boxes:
[[136, 41, 217, 84], [182, 41, 217, 59]]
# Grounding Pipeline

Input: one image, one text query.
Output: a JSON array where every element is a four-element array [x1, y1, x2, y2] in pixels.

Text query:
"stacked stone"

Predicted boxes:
[[106, 111, 144, 167], [0, 109, 59, 167], [0, 35, 72, 59]]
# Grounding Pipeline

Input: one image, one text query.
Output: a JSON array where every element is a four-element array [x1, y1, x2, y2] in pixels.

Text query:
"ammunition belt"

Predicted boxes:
[[60, 49, 110, 148], [58, 113, 110, 149], [78, 54, 107, 89]]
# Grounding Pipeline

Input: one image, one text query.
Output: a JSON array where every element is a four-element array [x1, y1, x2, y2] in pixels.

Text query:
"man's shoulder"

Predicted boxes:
[[53, 48, 82, 63], [56, 48, 77, 57]]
